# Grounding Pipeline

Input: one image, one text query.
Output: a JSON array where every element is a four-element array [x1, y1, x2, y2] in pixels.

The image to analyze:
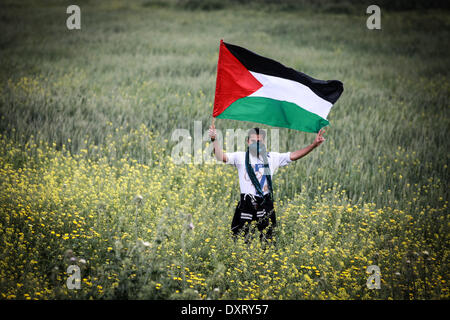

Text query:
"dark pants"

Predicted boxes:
[[231, 193, 276, 242]]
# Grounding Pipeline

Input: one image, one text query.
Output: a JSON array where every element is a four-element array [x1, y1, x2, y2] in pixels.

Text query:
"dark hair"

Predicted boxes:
[[247, 127, 266, 141]]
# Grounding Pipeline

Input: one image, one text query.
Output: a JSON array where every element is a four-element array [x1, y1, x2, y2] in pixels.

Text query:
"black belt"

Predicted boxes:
[[240, 193, 273, 210], [240, 193, 271, 201]]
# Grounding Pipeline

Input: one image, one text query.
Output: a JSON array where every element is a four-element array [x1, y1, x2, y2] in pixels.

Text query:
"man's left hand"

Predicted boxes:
[[313, 129, 326, 147]]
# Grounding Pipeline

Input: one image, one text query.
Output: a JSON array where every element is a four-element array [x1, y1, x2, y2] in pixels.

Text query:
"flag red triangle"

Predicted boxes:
[[213, 40, 263, 117]]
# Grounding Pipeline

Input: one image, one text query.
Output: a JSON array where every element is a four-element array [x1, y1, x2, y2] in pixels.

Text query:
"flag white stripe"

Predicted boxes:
[[249, 72, 333, 120]]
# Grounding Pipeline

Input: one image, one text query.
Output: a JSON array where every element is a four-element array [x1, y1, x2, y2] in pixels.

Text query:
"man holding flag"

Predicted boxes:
[[209, 126, 326, 242], [210, 40, 343, 242]]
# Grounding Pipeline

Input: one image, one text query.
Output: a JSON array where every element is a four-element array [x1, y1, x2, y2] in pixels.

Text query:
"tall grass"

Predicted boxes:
[[0, 1, 448, 299]]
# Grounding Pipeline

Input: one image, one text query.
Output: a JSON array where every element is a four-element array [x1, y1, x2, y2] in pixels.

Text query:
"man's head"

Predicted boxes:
[[247, 127, 266, 145]]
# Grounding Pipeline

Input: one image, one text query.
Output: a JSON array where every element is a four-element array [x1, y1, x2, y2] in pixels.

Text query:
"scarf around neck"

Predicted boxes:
[[245, 148, 273, 200]]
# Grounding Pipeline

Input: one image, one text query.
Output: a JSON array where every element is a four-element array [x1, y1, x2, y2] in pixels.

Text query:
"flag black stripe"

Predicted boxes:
[[224, 42, 344, 104]]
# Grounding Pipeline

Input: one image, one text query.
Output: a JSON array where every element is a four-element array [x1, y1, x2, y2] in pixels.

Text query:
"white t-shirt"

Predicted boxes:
[[225, 151, 292, 196]]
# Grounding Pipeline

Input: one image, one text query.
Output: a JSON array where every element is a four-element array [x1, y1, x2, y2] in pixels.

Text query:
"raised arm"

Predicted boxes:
[[209, 124, 228, 163], [289, 128, 326, 161]]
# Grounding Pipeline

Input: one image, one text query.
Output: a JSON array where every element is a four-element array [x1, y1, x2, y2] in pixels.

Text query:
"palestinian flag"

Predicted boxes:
[[213, 40, 343, 133]]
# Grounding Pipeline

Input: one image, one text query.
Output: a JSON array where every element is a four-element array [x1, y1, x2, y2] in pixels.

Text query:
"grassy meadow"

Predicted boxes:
[[0, 0, 449, 299]]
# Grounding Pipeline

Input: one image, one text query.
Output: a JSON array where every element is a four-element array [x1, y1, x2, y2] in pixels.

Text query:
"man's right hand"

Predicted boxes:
[[208, 124, 227, 163], [209, 125, 217, 141]]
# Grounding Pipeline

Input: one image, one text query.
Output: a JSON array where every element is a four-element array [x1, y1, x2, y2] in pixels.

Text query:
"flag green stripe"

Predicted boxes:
[[216, 97, 329, 133]]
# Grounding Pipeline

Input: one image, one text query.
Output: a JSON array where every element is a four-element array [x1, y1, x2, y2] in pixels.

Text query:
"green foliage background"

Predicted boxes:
[[0, 0, 448, 299]]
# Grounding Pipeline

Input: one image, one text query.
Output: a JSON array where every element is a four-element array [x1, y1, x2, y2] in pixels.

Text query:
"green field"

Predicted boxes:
[[0, 0, 449, 299]]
